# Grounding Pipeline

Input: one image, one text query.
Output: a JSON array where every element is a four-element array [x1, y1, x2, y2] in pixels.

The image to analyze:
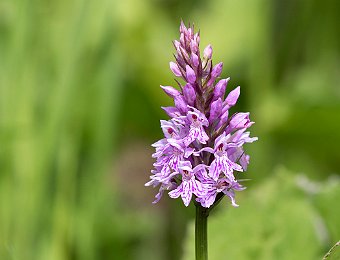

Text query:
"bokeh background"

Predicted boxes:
[[0, 0, 339, 259]]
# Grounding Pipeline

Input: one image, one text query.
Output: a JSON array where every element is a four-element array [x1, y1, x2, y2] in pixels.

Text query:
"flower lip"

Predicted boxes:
[[216, 180, 229, 192], [182, 170, 191, 180]]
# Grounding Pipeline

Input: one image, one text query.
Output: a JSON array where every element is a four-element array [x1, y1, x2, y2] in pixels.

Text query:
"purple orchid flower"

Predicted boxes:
[[146, 21, 257, 209], [204, 132, 244, 181], [183, 106, 209, 146], [168, 161, 205, 207], [196, 168, 245, 207]]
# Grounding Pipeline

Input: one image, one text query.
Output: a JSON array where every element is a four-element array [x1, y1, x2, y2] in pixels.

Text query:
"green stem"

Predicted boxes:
[[195, 204, 208, 260]]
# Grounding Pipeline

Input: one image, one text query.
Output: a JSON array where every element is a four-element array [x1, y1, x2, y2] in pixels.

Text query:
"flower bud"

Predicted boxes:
[[174, 95, 188, 113], [211, 62, 223, 78], [203, 44, 213, 60], [229, 112, 253, 130], [194, 33, 200, 45], [190, 40, 198, 53], [179, 46, 190, 61], [223, 86, 240, 113], [161, 106, 181, 118], [217, 110, 229, 129], [180, 33, 185, 47], [209, 98, 222, 123], [183, 83, 196, 106], [169, 62, 182, 77], [207, 62, 223, 86], [186, 65, 196, 84], [160, 85, 180, 98], [180, 20, 187, 34], [213, 78, 230, 101], [191, 53, 199, 68], [173, 40, 180, 49]]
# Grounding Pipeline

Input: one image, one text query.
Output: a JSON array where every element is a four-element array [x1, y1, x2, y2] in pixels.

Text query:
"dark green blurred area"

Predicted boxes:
[[0, 0, 339, 259]]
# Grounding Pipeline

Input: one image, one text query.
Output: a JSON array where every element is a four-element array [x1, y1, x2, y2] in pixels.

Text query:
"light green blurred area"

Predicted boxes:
[[0, 0, 339, 259]]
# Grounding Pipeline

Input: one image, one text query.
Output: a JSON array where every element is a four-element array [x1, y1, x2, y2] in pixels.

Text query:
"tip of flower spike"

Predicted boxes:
[[180, 19, 185, 26], [180, 20, 187, 34]]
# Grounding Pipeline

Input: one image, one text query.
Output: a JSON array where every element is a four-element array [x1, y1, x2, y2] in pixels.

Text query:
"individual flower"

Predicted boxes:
[[183, 106, 209, 146], [168, 161, 205, 206], [196, 168, 245, 208], [200, 132, 244, 181]]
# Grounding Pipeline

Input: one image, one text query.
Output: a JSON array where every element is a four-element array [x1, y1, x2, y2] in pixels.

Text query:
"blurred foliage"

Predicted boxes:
[[0, 0, 339, 259], [183, 168, 340, 260]]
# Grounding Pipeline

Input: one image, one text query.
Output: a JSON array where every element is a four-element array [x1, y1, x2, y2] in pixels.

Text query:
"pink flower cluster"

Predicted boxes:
[[145, 22, 257, 208]]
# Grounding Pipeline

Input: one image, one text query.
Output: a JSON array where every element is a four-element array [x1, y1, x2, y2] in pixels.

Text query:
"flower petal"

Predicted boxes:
[[168, 185, 182, 199], [181, 181, 193, 207]]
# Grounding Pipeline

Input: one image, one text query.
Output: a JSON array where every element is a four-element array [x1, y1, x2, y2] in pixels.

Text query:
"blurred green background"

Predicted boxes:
[[0, 0, 339, 259]]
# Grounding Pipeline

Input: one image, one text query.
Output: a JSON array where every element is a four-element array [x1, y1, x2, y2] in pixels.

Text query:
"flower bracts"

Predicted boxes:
[[145, 22, 257, 208]]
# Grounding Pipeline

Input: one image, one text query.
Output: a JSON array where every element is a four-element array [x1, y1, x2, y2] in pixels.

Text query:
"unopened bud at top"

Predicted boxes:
[[190, 41, 198, 54], [179, 46, 190, 62], [203, 44, 213, 60], [180, 20, 187, 34], [187, 27, 193, 39], [194, 33, 200, 45], [186, 65, 196, 84], [180, 33, 185, 47], [191, 53, 199, 68]]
